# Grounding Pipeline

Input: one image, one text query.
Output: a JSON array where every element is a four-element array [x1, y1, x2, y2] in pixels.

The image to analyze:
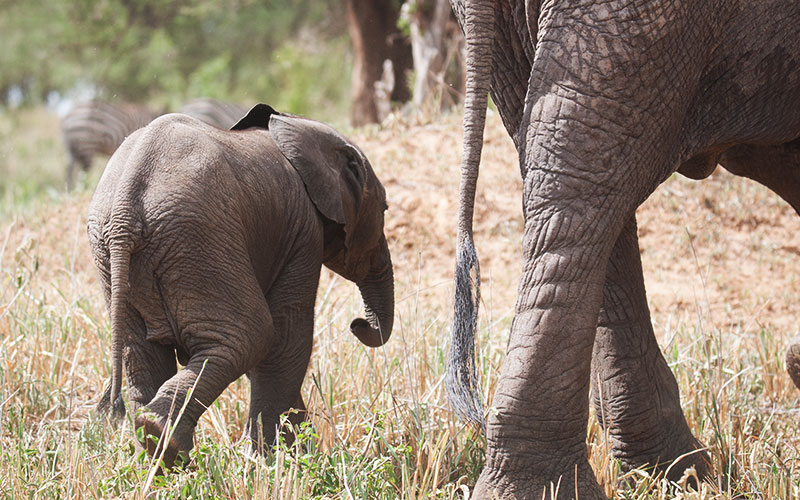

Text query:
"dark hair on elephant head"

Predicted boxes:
[[229, 103, 281, 131]]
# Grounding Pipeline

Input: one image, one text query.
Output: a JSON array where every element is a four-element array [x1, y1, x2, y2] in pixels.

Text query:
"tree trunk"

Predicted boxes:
[[345, 0, 412, 126], [404, 0, 465, 113]]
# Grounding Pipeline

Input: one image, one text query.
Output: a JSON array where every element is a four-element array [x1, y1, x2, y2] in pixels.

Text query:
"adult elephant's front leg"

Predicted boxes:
[[474, 178, 620, 499], [472, 20, 684, 500], [592, 217, 708, 480]]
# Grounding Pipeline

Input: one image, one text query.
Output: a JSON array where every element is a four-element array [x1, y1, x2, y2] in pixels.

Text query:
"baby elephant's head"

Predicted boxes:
[[233, 105, 393, 349]]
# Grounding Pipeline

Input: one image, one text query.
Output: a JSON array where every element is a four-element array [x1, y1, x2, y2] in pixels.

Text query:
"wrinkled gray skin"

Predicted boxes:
[[448, 1, 800, 499], [88, 104, 394, 467]]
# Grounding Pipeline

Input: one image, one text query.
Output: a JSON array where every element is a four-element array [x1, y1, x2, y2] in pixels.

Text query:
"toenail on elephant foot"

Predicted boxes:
[[134, 410, 193, 469], [787, 343, 800, 390]]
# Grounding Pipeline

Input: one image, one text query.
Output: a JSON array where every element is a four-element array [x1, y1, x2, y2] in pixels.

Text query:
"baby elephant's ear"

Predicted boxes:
[[230, 103, 279, 131], [270, 114, 360, 227]]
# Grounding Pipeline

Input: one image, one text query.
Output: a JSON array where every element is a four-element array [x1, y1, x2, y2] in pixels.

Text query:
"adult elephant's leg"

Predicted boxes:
[[592, 216, 708, 480], [719, 140, 800, 214], [472, 13, 689, 500], [247, 307, 314, 451], [474, 178, 625, 499]]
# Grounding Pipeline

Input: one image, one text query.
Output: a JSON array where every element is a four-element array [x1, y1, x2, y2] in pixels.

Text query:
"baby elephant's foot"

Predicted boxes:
[[249, 407, 308, 453], [787, 343, 800, 390], [135, 408, 194, 469]]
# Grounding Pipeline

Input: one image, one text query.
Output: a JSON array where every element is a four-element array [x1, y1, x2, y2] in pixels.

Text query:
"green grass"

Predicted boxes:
[[0, 108, 798, 499], [0, 107, 103, 217]]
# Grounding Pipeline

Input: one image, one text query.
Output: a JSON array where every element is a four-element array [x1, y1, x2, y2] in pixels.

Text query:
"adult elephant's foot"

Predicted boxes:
[[594, 349, 711, 484], [472, 460, 607, 500], [611, 428, 709, 484], [135, 407, 194, 469]]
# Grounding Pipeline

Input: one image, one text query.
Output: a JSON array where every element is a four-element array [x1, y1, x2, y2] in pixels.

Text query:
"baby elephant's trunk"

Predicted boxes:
[[350, 237, 394, 347]]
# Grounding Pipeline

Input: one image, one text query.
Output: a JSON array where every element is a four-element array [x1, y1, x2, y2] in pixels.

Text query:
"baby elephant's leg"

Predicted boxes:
[[247, 307, 314, 451], [97, 304, 176, 419], [135, 273, 274, 468], [125, 339, 177, 416]]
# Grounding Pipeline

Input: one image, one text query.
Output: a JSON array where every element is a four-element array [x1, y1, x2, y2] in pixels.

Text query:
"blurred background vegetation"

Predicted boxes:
[[0, 0, 351, 120], [0, 0, 464, 208]]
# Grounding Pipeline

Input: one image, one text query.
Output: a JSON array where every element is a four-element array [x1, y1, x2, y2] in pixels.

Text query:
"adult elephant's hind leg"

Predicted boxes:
[[470, 136, 654, 498], [592, 216, 709, 481], [474, 199, 618, 500], [719, 140, 800, 215], [469, 5, 703, 496]]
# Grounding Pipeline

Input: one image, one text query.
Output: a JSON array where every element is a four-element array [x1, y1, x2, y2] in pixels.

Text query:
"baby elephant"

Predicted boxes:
[[88, 104, 394, 466]]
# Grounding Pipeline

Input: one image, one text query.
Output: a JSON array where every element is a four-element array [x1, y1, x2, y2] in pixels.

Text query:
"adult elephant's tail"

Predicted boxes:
[[446, 0, 495, 428]]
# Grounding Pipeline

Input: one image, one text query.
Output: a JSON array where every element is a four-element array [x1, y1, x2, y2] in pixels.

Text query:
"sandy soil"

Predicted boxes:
[[4, 109, 799, 346], [349, 112, 800, 347]]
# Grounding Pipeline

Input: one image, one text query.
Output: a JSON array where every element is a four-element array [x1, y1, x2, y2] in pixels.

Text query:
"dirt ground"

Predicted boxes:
[[348, 112, 800, 347], [5, 109, 799, 356]]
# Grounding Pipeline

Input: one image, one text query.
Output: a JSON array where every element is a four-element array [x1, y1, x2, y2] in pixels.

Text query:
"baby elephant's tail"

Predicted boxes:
[[96, 230, 136, 421], [787, 344, 800, 390], [107, 237, 133, 419]]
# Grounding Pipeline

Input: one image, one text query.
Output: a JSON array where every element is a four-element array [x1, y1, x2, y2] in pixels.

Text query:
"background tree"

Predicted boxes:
[[0, 0, 465, 126], [345, 0, 413, 126], [344, 0, 465, 126], [400, 0, 464, 114], [0, 0, 351, 122]]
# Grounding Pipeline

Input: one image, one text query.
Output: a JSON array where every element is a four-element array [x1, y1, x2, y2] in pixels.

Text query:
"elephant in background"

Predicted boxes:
[[60, 100, 158, 190], [447, 1, 800, 499], [88, 104, 394, 467], [177, 98, 248, 130]]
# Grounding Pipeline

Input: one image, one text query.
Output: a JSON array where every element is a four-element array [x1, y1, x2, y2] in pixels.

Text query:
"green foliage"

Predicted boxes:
[[0, 108, 69, 215], [0, 1, 354, 208], [0, 0, 350, 120]]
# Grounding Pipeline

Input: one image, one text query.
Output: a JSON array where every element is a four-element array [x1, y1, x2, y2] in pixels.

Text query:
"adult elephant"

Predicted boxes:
[[446, 1, 800, 499]]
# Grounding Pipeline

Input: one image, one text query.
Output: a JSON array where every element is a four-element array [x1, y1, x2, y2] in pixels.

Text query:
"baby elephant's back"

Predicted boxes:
[[89, 113, 304, 242]]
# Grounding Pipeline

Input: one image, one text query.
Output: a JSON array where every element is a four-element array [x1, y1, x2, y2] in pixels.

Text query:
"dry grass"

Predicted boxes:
[[0, 107, 798, 498]]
